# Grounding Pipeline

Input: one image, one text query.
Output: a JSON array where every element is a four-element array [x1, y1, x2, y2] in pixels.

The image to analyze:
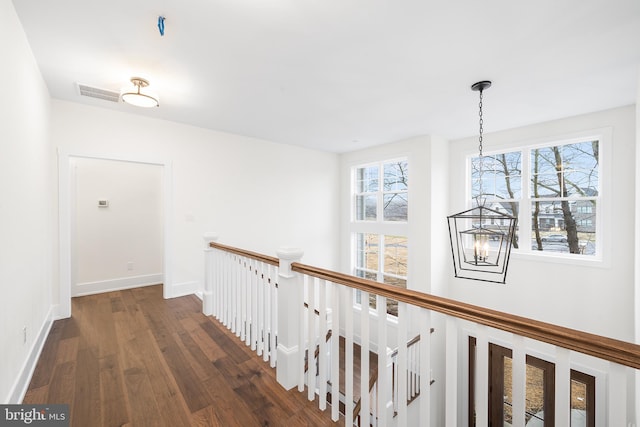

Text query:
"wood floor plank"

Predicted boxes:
[[199, 321, 251, 365], [45, 360, 76, 406], [110, 296, 125, 313], [157, 340, 212, 414], [188, 323, 228, 362], [24, 285, 341, 426], [60, 316, 81, 340], [73, 347, 102, 426], [135, 329, 192, 427], [212, 356, 263, 391], [95, 294, 120, 358], [99, 353, 129, 427], [173, 330, 219, 381], [179, 315, 202, 333], [22, 385, 48, 405], [190, 405, 225, 427], [200, 377, 263, 427], [121, 365, 164, 426], [55, 337, 79, 364]]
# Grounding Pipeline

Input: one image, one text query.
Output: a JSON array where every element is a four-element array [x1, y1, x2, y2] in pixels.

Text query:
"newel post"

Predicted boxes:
[[276, 247, 304, 390], [202, 232, 219, 316]]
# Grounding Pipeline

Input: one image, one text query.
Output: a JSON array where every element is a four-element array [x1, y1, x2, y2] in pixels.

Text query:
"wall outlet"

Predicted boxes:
[[127, 261, 134, 271], [23, 326, 27, 344]]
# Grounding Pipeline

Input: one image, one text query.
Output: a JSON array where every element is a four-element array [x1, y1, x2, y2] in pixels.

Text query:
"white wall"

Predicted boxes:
[[0, 0, 55, 403], [448, 105, 636, 342], [340, 135, 446, 293], [340, 135, 450, 426], [52, 100, 340, 306], [72, 157, 163, 296]]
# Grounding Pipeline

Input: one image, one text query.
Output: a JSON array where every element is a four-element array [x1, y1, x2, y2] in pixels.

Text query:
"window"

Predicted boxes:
[[488, 344, 556, 427], [469, 338, 596, 427], [470, 138, 600, 257], [570, 370, 596, 427], [355, 160, 408, 222], [352, 159, 408, 316]]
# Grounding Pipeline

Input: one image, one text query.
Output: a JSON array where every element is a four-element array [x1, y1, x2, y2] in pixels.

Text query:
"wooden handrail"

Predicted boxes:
[[210, 241, 279, 266], [206, 241, 640, 369], [291, 262, 640, 370]]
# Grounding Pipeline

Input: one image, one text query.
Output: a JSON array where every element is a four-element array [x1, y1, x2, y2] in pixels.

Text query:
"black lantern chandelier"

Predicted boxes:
[[447, 81, 517, 284]]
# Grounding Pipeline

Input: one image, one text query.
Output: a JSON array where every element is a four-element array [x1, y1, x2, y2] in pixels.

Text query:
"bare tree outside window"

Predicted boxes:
[[471, 151, 521, 247], [383, 161, 408, 221], [531, 141, 598, 255], [470, 139, 599, 257]]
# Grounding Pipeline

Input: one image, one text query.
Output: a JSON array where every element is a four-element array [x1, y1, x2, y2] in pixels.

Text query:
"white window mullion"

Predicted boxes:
[[520, 146, 531, 255], [378, 234, 385, 284]]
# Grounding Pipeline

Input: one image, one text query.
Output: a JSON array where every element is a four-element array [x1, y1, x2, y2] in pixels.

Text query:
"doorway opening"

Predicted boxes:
[[58, 151, 172, 318]]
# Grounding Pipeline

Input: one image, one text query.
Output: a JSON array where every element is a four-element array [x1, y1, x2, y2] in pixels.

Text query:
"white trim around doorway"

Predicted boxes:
[[57, 149, 173, 318]]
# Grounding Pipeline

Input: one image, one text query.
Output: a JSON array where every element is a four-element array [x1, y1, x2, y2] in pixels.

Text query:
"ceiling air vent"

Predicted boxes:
[[76, 83, 120, 103]]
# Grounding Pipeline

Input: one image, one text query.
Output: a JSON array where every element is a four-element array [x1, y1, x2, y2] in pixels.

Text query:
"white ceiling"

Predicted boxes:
[[12, 0, 640, 153]]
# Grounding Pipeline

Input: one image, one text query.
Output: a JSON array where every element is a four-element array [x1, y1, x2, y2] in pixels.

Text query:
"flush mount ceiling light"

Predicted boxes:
[[447, 81, 517, 284], [121, 77, 159, 108]]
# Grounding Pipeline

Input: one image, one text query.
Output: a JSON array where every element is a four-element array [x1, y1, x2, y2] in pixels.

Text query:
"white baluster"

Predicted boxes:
[[473, 324, 488, 427], [223, 252, 229, 326], [555, 347, 571, 426], [445, 316, 462, 427], [511, 335, 526, 427], [241, 257, 248, 342], [307, 275, 316, 401], [256, 261, 267, 361], [234, 255, 240, 335], [251, 258, 258, 350], [270, 264, 278, 367], [419, 309, 431, 423], [298, 273, 307, 392], [377, 295, 389, 426], [361, 290, 370, 427], [397, 301, 408, 425], [214, 248, 221, 319], [318, 279, 328, 411], [345, 286, 354, 423], [608, 362, 628, 426], [330, 282, 340, 422]]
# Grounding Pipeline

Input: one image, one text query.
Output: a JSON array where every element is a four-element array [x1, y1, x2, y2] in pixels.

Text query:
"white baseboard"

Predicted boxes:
[[171, 281, 200, 298], [72, 274, 163, 297], [6, 306, 54, 403], [52, 304, 66, 320]]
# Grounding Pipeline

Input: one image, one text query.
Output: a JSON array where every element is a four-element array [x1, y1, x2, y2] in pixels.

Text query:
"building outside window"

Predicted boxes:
[[352, 159, 408, 316]]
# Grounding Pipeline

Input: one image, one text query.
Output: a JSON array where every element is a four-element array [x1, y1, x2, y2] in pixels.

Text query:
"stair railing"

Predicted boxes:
[[204, 236, 279, 367], [204, 237, 640, 427], [391, 334, 423, 415]]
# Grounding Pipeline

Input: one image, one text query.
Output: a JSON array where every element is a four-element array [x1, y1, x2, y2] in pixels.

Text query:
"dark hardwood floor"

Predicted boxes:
[[23, 285, 340, 426]]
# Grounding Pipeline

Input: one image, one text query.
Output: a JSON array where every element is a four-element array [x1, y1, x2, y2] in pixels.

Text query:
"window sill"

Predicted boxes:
[[352, 303, 400, 325], [512, 250, 608, 268]]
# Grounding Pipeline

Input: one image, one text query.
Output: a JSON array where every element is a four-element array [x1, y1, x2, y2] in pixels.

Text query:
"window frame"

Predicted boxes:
[[350, 158, 409, 317], [466, 130, 610, 265], [468, 337, 597, 427]]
